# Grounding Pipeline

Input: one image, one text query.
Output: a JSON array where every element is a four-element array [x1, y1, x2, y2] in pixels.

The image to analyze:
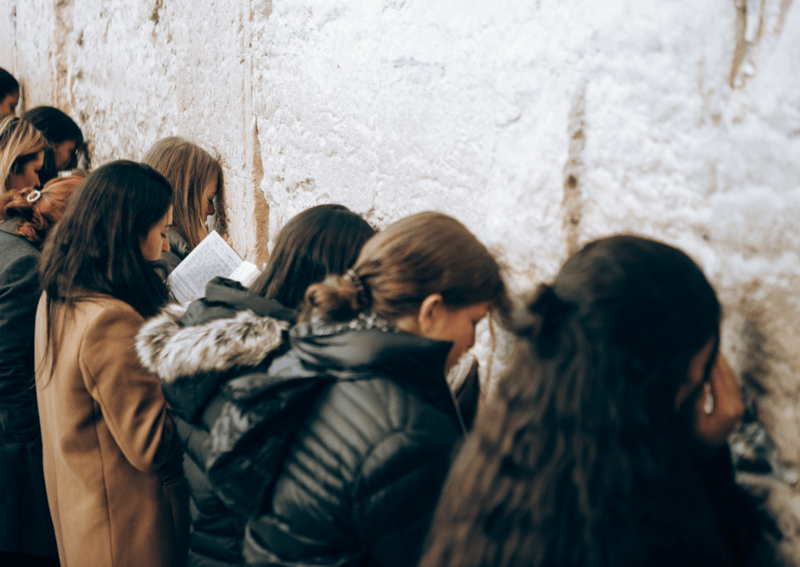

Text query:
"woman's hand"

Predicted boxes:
[[693, 354, 745, 448]]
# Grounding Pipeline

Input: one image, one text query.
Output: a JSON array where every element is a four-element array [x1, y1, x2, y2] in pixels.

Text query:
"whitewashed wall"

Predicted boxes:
[[2, 0, 799, 559]]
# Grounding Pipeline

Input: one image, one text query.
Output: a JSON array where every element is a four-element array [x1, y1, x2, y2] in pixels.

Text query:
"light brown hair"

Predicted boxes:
[[0, 175, 82, 247], [142, 136, 222, 250], [0, 116, 47, 195], [302, 211, 508, 323]]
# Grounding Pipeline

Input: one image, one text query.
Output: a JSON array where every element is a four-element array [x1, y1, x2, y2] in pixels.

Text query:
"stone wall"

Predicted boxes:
[[3, 0, 799, 559]]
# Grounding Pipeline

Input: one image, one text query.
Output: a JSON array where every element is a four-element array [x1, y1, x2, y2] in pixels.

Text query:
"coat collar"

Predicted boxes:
[[136, 278, 292, 385], [167, 227, 191, 259], [181, 277, 296, 326], [290, 313, 464, 432]]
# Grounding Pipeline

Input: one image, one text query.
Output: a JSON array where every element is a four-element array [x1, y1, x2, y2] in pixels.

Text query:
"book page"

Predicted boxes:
[[168, 231, 244, 303], [228, 261, 261, 288]]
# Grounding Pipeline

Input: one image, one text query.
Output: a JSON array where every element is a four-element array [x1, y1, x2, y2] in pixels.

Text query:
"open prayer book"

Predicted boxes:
[[168, 230, 261, 304]]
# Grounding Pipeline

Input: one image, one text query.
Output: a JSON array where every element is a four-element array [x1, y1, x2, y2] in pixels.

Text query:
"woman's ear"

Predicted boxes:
[[418, 293, 444, 334]]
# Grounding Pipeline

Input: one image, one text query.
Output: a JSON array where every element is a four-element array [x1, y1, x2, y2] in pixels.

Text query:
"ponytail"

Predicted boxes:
[[302, 211, 507, 324], [514, 284, 577, 359], [0, 176, 81, 247]]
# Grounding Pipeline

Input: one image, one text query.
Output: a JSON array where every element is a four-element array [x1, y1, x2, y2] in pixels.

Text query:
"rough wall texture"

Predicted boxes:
[[3, 0, 799, 559]]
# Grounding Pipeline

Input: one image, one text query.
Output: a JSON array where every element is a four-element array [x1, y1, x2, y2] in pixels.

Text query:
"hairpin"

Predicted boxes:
[[26, 190, 42, 204]]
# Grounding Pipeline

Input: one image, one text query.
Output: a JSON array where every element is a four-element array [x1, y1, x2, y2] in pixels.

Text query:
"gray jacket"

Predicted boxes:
[[162, 227, 192, 274], [0, 218, 57, 555]]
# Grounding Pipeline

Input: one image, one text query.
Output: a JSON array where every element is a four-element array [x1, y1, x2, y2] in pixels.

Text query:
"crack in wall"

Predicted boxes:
[[729, 0, 795, 93], [53, 0, 74, 111], [246, 0, 269, 266], [745, 0, 765, 43], [150, 0, 163, 24], [773, 0, 796, 38], [251, 120, 270, 266], [562, 85, 587, 257], [730, 0, 749, 87], [8, 0, 18, 76]]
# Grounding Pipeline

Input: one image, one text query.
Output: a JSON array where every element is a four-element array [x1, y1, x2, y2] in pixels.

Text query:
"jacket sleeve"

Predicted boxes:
[[349, 429, 457, 567], [0, 251, 41, 442], [79, 305, 181, 473]]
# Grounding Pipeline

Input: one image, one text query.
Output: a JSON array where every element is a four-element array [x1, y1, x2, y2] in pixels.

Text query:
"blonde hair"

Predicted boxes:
[[0, 116, 47, 195], [142, 136, 222, 250]]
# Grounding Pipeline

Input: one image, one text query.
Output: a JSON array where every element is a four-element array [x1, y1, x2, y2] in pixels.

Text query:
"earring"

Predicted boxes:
[[703, 382, 714, 415]]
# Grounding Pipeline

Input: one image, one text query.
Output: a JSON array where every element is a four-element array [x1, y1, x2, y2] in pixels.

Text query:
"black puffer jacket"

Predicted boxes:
[[241, 314, 465, 567], [137, 278, 298, 566], [137, 279, 464, 567]]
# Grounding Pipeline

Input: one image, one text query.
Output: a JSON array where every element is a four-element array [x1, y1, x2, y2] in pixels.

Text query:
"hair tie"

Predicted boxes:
[[26, 190, 42, 204]]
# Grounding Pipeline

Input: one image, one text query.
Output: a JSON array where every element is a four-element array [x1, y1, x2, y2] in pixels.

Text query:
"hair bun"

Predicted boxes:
[[514, 284, 575, 356], [528, 284, 573, 318], [305, 273, 367, 322]]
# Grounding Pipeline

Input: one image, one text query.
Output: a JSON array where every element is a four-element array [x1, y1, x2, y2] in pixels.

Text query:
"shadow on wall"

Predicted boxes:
[[731, 316, 800, 564], [731, 319, 797, 482]]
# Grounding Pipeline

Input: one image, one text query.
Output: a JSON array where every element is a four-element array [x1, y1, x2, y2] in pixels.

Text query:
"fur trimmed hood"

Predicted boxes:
[[136, 302, 288, 385]]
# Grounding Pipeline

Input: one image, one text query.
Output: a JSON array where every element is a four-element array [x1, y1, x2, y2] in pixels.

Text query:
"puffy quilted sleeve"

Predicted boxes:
[[349, 426, 458, 567]]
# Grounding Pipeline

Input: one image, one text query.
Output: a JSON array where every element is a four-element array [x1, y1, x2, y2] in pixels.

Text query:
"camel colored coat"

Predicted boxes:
[[34, 293, 189, 567]]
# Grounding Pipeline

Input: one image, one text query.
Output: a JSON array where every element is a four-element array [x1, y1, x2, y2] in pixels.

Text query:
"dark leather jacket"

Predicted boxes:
[[137, 279, 464, 567]]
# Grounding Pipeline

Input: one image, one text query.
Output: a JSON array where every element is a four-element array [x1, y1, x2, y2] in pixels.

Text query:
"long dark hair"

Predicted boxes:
[[302, 211, 509, 323], [40, 160, 172, 372], [421, 235, 729, 567], [0, 68, 17, 100], [249, 204, 375, 309], [23, 106, 85, 181]]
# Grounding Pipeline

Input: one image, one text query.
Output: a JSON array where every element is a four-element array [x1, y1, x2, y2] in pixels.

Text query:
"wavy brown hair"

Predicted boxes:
[[0, 176, 81, 247], [420, 235, 748, 567], [249, 204, 375, 309], [142, 136, 222, 250], [302, 211, 508, 324]]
